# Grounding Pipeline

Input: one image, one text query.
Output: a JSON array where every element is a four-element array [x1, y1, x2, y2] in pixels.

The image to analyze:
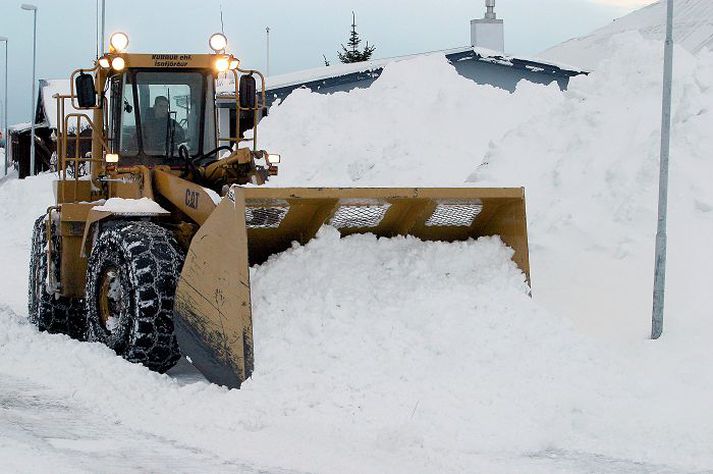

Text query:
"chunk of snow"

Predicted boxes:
[[92, 197, 169, 215]]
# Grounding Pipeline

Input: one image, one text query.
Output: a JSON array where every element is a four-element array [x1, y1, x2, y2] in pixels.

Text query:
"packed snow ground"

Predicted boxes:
[[2, 18, 713, 474]]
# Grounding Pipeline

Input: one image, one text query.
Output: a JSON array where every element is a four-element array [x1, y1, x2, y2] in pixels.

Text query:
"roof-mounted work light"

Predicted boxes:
[[109, 32, 129, 52], [209, 33, 228, 52]]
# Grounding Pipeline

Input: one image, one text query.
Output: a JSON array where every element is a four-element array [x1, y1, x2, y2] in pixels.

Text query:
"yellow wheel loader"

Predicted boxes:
[[28, 32, 531, 389]]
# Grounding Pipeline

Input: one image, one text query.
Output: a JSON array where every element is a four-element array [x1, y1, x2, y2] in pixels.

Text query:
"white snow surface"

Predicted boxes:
[[92, 197, 169, 215], [2, 17, 713, 474], [259, 54, 563, 187], [540, 0, 713, 70]]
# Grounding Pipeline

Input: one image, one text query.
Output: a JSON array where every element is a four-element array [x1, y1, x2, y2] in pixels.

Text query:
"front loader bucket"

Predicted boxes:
[[174, 186, 529, 389]]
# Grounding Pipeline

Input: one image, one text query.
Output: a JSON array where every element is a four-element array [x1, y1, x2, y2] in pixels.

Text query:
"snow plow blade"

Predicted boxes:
[[174, 186, 530, 389]]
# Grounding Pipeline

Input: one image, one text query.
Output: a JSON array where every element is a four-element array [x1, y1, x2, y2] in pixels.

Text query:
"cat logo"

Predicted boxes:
[[185, 189, 200, 209]]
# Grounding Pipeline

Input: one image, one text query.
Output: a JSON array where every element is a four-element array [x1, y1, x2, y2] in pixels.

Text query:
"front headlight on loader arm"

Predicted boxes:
[[215, 56, 230, 73], [111, 57, 126, 71]]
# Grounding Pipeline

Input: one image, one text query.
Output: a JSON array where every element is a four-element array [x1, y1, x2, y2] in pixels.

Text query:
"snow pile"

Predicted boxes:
[[472, 32, 713, 342], [259, 54, 562, 187], [260, 30, 713, 341], [2, 221, 710, 471], [0, 174, 55, 313], [540, 0, 713, 69], [92, 197, 169, 215]]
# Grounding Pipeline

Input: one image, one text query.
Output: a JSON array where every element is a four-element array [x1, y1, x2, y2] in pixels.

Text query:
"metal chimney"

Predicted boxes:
[[485, 0, 497, 20], [471, 0, 505, 52]]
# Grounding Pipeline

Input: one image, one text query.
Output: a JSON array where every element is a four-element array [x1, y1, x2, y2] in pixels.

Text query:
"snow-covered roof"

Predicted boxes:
[[37, 46, 583, 128], [8, 122, 33, 133], [39, 79, 83, 130], [540, 0, 713, 70], [217, 45, 583, 94]]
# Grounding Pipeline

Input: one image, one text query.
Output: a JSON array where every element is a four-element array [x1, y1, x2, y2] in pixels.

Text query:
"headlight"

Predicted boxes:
[[98, 57, 110, 69], [209, 33, 228, 52], [111, 56, 126, 71], [109, 32, 129, 52], [229, 59, 240, 70], [105, 153, 119, 163], [215, 57, 230, 72], [267, 153, 281, 164]]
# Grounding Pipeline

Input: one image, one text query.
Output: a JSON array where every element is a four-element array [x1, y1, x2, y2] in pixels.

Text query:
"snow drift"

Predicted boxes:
[[259, 54, 562, 187]]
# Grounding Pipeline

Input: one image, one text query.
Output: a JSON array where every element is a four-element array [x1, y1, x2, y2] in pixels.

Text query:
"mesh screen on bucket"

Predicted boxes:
[[426, 202, 483, 227]]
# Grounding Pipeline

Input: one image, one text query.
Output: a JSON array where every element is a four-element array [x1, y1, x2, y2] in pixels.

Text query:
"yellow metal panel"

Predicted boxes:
[[117, 53, 218, 69], [57, 203, 95, 298], [59, 203, 94, 222], [54, 180, 95, 204], [174, 191, 253, 388], [153, 170, 217, 225]]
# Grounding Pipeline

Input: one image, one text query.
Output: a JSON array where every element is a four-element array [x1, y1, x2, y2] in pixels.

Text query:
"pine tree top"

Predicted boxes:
[[337, 11, 376, 64]]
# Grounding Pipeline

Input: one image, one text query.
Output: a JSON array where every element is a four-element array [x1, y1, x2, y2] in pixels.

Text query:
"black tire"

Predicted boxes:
[[85, 221, 184, 373], [27, 215, 86, 339]]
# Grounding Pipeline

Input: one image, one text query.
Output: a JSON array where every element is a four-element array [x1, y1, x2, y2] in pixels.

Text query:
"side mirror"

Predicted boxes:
[[75, 73, 97, 108], [239, 75, 257, 110]]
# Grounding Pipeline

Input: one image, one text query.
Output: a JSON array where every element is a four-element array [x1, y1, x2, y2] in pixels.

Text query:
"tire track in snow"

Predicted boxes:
[[0, 375, 268, 473]]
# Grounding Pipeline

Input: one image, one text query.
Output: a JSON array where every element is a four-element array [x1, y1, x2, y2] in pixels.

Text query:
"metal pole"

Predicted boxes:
[[96, 0, 99, 58], [266, 27, 271, 77], [101, 0, 106, 54], [1, 38, 7, 175], [4, 39, 7, 175], [30, 9, 37, 176], [652, 0, 674, 340]]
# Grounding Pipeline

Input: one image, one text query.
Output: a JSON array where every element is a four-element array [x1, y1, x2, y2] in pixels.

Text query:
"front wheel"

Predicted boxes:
[[85, 221, 184, 373]]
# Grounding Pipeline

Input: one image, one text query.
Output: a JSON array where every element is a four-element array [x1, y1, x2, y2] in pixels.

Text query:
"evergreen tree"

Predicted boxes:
[[323, 54, 331, 67], [337, 12, 376, 64]]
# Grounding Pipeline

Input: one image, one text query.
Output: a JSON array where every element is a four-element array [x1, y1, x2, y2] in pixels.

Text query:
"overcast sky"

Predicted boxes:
[[0, 0, 654, 125]]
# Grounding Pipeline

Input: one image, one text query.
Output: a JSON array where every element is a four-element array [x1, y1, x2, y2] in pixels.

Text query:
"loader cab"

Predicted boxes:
[[107, 68, 217, 166]]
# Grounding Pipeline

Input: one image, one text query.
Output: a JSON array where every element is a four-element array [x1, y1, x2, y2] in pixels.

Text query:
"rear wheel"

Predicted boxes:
[[27, 215, 86, 339], [85, 221, 184, 373]]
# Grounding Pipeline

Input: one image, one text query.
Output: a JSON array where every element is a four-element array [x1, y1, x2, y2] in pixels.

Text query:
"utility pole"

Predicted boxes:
[[651, 0, 674, 340], [21, 4, 38, 177], [0, 37, 7, 175], [101, 0, 106, 54], [95, 0, 99, 57], [266, 27, 271, 77]]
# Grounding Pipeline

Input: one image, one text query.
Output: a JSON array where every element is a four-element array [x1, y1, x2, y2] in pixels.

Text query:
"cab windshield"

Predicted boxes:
[[119, 70, 216, 163]]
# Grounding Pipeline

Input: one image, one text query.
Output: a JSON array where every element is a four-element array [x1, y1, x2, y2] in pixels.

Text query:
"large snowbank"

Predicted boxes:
[[473, 32, 713, 342], [259, 54, 562, 187], [2, 19, 713, 474]]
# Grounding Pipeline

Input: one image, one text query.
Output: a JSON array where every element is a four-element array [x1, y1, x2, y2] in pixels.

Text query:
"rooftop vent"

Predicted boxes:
[[471, 0, 505, 53]]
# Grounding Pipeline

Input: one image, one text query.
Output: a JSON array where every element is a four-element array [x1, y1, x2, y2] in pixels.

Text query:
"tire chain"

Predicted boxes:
[[85, 220, 184, 373], [27, 215, 86, 339]]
